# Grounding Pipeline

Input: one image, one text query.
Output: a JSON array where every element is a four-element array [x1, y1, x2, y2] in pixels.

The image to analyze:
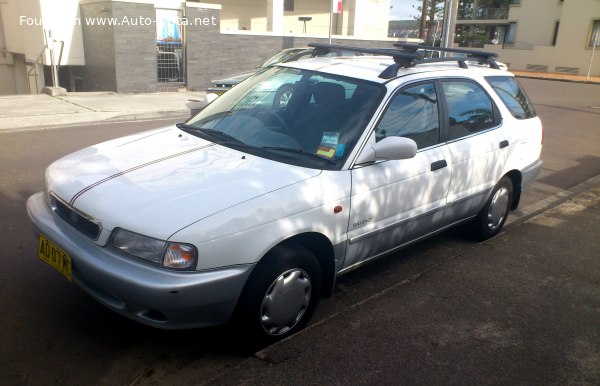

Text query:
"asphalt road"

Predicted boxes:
[[0, 79, 599, 385]]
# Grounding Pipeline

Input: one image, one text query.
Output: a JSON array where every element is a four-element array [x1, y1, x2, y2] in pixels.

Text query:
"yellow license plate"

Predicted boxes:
[[38, 235, 72, 282]]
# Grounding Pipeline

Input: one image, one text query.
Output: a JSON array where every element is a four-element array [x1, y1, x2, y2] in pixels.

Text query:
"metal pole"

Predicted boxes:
[[328, 0, 333, 44], [587, 27, 599, 82], [47, 31, 59, 88], [447, 0, 458, 49], [441, 0, 451, 49]]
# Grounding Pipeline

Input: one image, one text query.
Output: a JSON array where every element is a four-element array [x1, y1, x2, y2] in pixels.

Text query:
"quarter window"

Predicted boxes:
[[486, 76, 536, 119], [376, 82, 440, 149], [442, 80, 496, 140]]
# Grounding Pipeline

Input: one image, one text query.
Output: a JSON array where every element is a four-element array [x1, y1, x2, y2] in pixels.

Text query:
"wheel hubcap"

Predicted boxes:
[[487, 187, 509, 231], [260, 268, 311, 335]]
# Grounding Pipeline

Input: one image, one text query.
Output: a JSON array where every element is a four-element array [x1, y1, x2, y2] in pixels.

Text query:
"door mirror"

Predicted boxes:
[[355, 136, 417, 165]]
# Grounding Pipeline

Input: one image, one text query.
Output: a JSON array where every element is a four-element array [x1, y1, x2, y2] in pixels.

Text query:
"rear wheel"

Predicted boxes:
[[235, 244, 322, 345], [472, 176, 513, 240]]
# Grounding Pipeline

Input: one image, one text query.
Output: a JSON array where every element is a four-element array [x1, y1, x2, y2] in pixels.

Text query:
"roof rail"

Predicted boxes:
[[393, 43, 501, 70], [308, 43, 501, 79]]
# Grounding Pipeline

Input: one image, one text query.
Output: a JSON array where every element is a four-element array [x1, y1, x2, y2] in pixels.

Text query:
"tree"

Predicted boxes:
[[419, 0, 429, 39], [414, 0, 444, 42]]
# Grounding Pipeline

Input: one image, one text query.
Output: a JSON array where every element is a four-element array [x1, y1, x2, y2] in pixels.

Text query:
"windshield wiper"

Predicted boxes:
[[261, 146, 336, 165], [176, 123, 250, 147]]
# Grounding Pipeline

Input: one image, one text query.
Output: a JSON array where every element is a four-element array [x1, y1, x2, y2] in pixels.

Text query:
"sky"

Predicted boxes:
[[390, 0, 423, 20]]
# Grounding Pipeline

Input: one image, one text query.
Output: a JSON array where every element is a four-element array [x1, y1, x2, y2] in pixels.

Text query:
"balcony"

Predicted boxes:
[[458, 7, 509, 21]]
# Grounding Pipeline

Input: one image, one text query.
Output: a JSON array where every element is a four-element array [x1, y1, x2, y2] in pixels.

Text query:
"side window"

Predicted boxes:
[[485, 76, 536, 119], [442, 80, 496, 141], [376, 82, 440, 149]]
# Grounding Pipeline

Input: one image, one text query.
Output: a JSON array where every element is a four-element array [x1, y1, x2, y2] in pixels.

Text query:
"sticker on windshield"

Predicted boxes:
[[321, 132, 340, 147], [317, 132, 340, 158], [317, 145, 336, 158]]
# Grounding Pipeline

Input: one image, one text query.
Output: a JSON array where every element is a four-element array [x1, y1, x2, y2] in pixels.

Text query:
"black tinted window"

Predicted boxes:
[[442, 80, 496, 141], [376, 82, 440, 149], [486, 76, 536, 119]]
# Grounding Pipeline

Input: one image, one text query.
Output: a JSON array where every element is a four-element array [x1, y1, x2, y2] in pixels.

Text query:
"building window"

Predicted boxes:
[[552, 21, 560, 46], [510, 0, 521, 4], [591, 20, 600, 47], [505, 22, 517, 45], [284, 0, 294, 12]]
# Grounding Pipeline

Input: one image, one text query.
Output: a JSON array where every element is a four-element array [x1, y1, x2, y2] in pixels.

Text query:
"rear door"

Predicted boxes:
[[440, 78, 508, 222]]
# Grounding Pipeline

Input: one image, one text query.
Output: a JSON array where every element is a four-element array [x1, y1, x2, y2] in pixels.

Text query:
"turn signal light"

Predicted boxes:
[[163, 243, 197, 270]]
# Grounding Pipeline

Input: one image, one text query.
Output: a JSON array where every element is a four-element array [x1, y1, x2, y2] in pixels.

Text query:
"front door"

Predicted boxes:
[[343, 81, 451, 272]]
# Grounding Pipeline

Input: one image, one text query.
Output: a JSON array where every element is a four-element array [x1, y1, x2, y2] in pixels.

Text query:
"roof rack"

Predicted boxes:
[[308, 43, 501, 79], [308, 43, 419, 79], [393, 43, 501, 70]]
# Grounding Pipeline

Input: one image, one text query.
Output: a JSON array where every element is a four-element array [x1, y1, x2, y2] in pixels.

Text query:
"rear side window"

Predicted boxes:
[[485, 76, 536, 119], [442, 80, 497, 141]]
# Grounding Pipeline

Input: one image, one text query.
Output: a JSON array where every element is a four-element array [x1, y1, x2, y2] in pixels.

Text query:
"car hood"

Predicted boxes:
[[46, 126, 321, 240], [211, 70, 257, 85]]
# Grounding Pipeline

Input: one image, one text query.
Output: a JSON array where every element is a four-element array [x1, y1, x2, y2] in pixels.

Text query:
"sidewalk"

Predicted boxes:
[[0, 91, 205, 132], [512, 70, 600, 85], [199, 181, 600, 385]]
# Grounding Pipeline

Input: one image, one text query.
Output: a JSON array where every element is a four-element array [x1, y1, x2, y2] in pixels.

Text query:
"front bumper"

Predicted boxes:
[[27, 192, 253, 330]]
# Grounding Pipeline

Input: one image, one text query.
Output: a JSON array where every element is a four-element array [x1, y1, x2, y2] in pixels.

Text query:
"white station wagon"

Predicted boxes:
[[28, 44, 543, 344]]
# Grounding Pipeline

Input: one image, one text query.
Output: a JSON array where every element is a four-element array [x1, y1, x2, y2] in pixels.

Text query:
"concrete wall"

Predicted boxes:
[[0, 0, 84, 94], [78, 1, 156, 92], [507, 0, 563, 49], [39, 0, 85, 65], [186, 28, 399, 91], [112, 1, 156, 92], [78, 1, 117, 91], [483, 0, 600, 76]]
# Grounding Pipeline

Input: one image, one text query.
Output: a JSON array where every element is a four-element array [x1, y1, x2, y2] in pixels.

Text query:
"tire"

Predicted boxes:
[[234, 244, 322, 346], [471, 176, 513, 241], [273, 83, 294, 108]]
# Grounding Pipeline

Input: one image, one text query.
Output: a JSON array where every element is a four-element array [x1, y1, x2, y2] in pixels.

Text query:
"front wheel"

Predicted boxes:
[[471, 176, 513, 241], [234, 244, 322, 346]]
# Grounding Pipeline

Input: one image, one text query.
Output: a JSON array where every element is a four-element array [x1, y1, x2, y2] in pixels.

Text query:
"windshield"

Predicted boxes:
[[185, 66, 384, 170]]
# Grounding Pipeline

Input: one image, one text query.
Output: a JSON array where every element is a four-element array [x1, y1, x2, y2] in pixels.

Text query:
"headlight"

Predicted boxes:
[[111, 228, 197, 270]]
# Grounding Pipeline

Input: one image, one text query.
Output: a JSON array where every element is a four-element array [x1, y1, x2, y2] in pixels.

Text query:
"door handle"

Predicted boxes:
[[499, 140, 509, 149], [431, 160, 447, 171]]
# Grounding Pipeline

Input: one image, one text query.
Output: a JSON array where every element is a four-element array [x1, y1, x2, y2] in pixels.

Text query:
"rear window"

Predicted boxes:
[[485, 76, 536, 119]]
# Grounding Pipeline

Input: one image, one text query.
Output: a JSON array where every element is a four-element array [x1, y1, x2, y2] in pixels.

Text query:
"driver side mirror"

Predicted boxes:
[[355, 136, 417, 165]]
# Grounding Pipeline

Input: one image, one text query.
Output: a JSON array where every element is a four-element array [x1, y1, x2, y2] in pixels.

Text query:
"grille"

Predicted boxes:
[[50, 194, 102, 240]]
